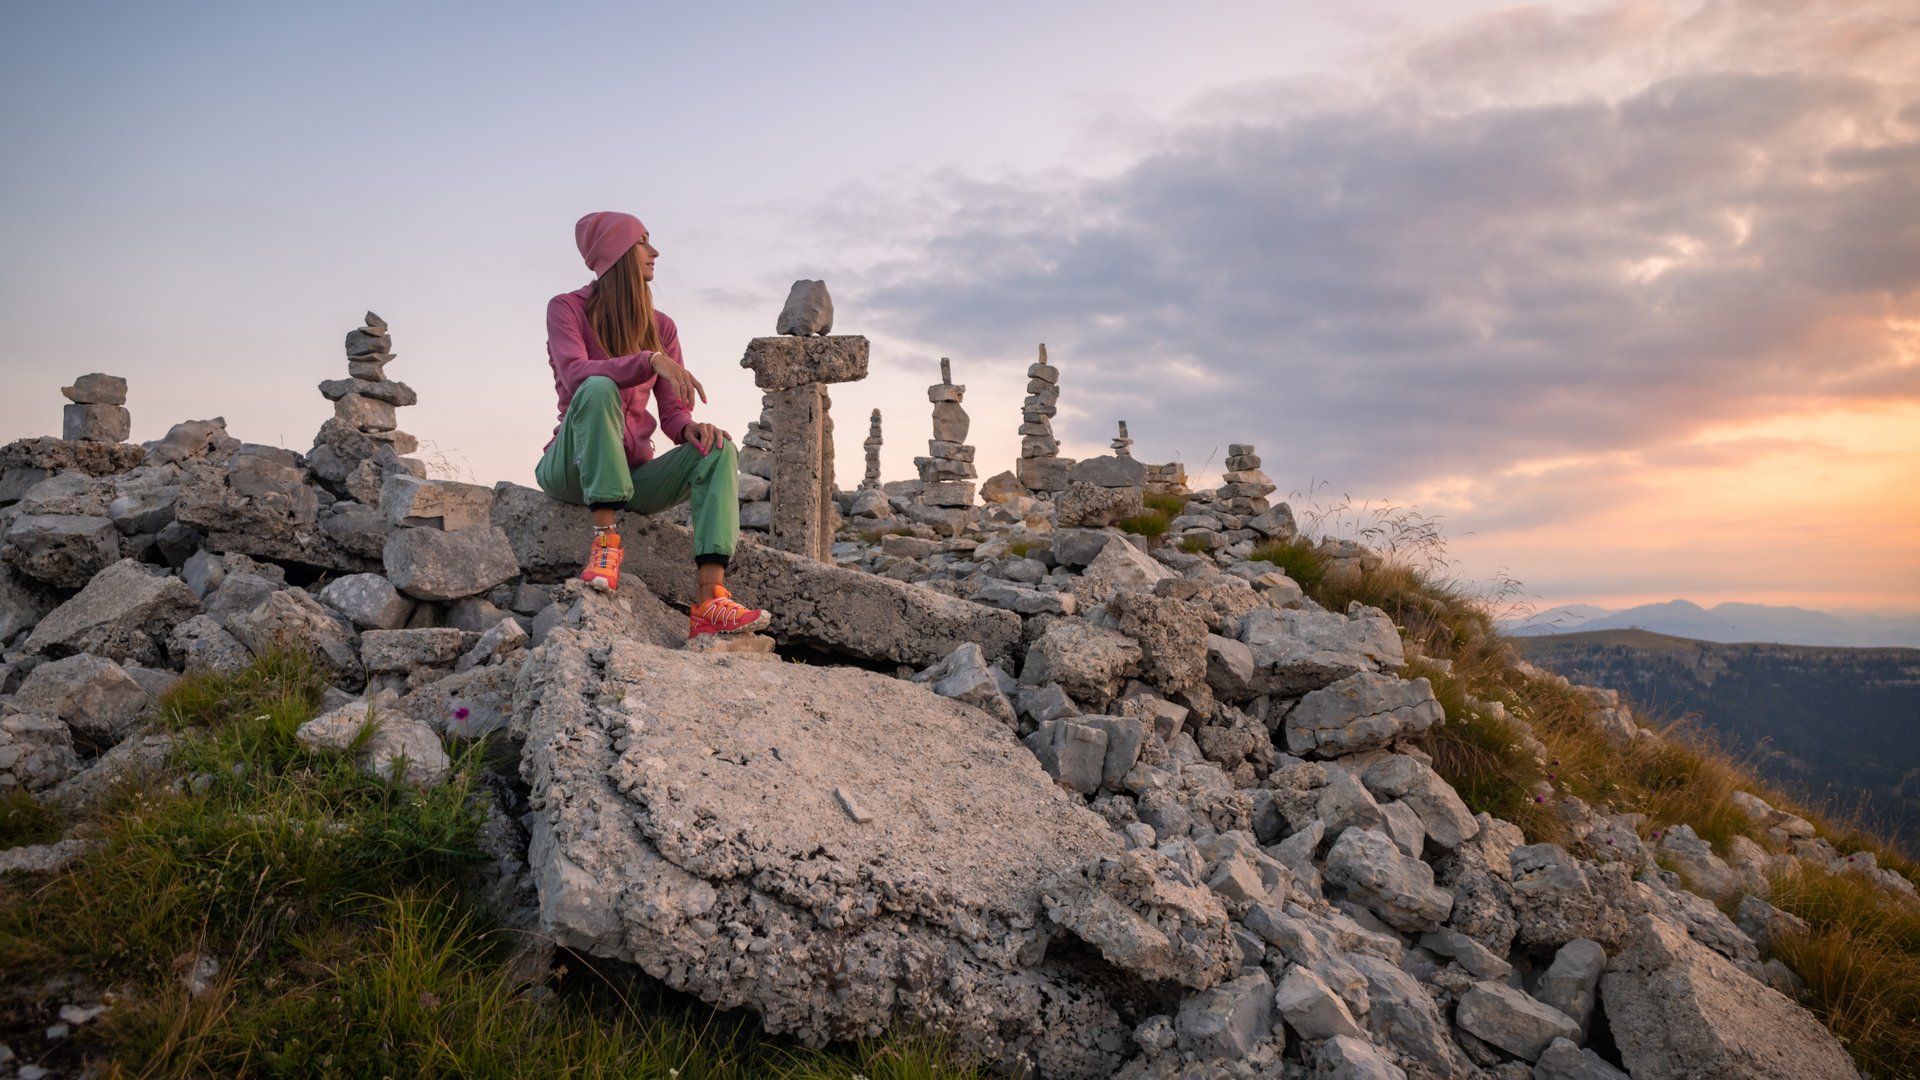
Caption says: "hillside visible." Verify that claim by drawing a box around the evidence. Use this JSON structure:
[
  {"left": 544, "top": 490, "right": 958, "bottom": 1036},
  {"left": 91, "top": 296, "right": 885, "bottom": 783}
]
[{"left": 1518, "top": 629, "right": 1920, "bottom": 850}]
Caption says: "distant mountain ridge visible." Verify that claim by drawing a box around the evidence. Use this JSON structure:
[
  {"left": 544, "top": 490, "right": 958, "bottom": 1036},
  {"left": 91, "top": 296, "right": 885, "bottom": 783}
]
[
  {"left": 1517, "top": 629, "right": 1920, "bottom": 850},
  {"left": 1505, "top": 598, "right": 1920, "bottom": 648}
]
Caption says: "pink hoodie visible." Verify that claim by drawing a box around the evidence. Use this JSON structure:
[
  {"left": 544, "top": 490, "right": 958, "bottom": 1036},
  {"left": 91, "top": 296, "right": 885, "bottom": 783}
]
[{"left": 544, "top": 283, "right": 694, "bottom": 467}]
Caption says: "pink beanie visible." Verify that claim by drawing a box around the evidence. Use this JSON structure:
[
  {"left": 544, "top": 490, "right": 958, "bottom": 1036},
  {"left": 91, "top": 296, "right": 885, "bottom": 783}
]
[{"left": 575, "top": 211, "right": 648, "bottom": 276}]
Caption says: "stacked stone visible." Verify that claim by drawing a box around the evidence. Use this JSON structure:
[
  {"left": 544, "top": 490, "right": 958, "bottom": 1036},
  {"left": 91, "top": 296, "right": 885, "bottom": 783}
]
[
  {"left": 862, "top": 409, "right": 883, "bottom": 490},
  {"left": 739, "top": 392, "right": 777, "bottom": 479},
  {"left": 60, "top": 374, "right": 131, "bottom": 444},
  {"left": 1216, "top": 443, "right": 1276, "bottom": 518},
  {"left": 740, "top": 308, "right": 869, "bottom": 562},
  {"left": 1143, "top": 462, "right": 1189, "bottom": 498},
  {"left": 1110, "top": 421, "right": 1133, "bottom": 459},
  {"left": 915, "top": 358, "right": 976, "bottom": 507},
  {"left": 1016, "top": 344, "right": 1071, "bottom": 492},
  {"left": 309, "top": 312, "right": 422, "bottom": 504}
]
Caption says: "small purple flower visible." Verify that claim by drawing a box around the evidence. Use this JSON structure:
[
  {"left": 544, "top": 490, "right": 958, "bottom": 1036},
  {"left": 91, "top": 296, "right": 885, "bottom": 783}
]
[
  {"left": 1533, "top": 795, "right": 1545, "bottom": 804},
  {"left": 1606, "top": 837, "right": 1616, "bottom": 846},
  {"left": 454, "top": 706, "right": 471, "bottom": 720}
]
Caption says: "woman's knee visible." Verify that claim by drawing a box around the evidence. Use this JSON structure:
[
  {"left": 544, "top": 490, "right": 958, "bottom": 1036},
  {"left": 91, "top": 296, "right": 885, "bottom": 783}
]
[{"left": 574, "top": 375, "right": 620, "bottom": 404}]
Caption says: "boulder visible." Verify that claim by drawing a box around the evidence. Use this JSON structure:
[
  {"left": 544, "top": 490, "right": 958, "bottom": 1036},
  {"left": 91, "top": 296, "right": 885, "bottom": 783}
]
[
  {"left": 1274, "top": 965, "right": 1365, "bottom": 1039},
  {"left": 1026, "top": 719, "right": 1109, "bottom": 794},
  {"left": 1175, "top": 971, "right": 1275, "bottom": 1059},
  {"left": 1020, "top": 619, "right": 1144, "bottom": 709},
  {"left": 12, "top": 653, "right": 149, "bottom": 751},
  {"left": 0, "top": 712, "right": 80, "bottom": 792},
  {"left": 2, "top": 513, "right": 121, "bottom": 587},
  {"left": 1235, "top": 605, "right": 1403, "bottom": 697},
  {"left": 1454, "top": 980, "right": 1579, "bottom": 1062},
  {"left": 383, "top": 526, "right": 520, "bottom": 601},
  {"left": 1103, "top": 591, "right": 1208, "bottom": 694},
  {"left": 1068, "top": 456, "right": 1148, "bottom": 488},
  {"left": 227, "top": 589, "right": 363, "bottom": 689},
  {"left": 144, "top": 418, "right": 239, "bottom": 467},
  {"left": 1347, "top": 953, "right": 1457, "bottom": 1074},
  {"left": 166, "top": 614, "right": 255, "bottom": 678},
  {"left": 1533, "top": 938, "right": 1605, "bottom": 1038},
  {"left": 361, "top": 628, "right": 479, "bottom": 675},
  {"left": 62, "top": 373, "right": 128, "bottom": 405},
  {"left": 1077, "top": 537, "right": 1177, "bottom": 602},
  {"left": 296, "top": 689, "right": 451, "bottom": 787},
  {"left": 1360, "top": 753, "right": 1478, "bottom": 848},
  {"left": 913, "top": 642, "right": 1016, "bottom": 727},
  {"left": 1285, "top": 672, "right": 1443, "bottom": 758},
  {"left": 1054, "top": 483, "right": 1144, "bottom": 529},
  {"left": 1601, "top": 914, "right": 1856, "bottom": 1080},
  {"left": 176, "top": 449, "right": 376, "bottom": 572},
  {"left": 627, "top": 516, "right": 1022, "bottom": 667},
  {"left": 517, "top": 630, "right": 1130, "bottom": 1079},
  {"left": 1040, "top": 847, "right": 1239, "bottom": 990},
  {"left": 1323, "top": 827, "right": 1453, "bottom": 932},
  {"left": 1315, "top": 1034, "right": 1405, "bottom": 1080},
  {"left": 774, "top": 279, "right": 834, "bottom": 336},
  {"left": 1534, "top": 1038, "right": 1631, "bottom": 1080},
  {"left": 382, "top": 474, "right": 493, "bottom": 530},
  {"left": 0, "top": 563, "right": 55, "bottom": 644},
  {"left": 25, "top": 558, "right": 201, "bottom": 667},
  {"left": 318, "top": 573, "right": 414, "bottom": 630}
]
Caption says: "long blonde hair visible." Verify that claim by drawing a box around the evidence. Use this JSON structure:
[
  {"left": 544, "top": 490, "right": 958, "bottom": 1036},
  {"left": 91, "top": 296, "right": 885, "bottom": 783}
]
[{"left": 585, "top": 244, "right": 663, "bottom": 357}]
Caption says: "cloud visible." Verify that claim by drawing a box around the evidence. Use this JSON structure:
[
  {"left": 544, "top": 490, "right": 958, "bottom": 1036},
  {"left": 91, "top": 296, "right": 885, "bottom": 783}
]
[{"left": 838, "top": 0, "right": 1920, "bottom": 536}]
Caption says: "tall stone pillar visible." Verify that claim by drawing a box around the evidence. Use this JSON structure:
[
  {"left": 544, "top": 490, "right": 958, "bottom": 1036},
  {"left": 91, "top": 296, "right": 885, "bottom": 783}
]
[
  {"left": 740, "top": 335, "right": 869, "bottom": 561},
  {"left": 915, "top": 357, "right": 977, "bottom": 507},
  {"left": 862, "top": 409, "right": 883, "bottom": 490}
]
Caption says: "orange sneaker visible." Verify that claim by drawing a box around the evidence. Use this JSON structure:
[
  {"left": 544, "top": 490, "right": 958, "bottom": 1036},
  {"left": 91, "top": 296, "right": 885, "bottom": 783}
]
[
  {"left": 689, "top": 585, "right": 771, "bottom": 638},
  {"left": 581, "top": 531, "right": 623, "bottom": 592}
]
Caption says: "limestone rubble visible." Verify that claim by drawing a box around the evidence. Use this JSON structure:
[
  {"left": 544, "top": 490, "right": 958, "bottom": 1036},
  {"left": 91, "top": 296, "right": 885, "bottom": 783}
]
[{"left": 0, "top": 350, "right": 1897, "bottom": 1080}]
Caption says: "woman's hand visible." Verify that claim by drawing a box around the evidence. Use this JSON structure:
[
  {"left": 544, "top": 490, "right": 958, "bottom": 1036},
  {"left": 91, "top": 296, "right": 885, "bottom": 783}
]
[
  {"left": 652, "top": 352, "right": 706, "bottom": 405},
  {"left": 685, "top": 422, "right": 730, "bottom": 455}
]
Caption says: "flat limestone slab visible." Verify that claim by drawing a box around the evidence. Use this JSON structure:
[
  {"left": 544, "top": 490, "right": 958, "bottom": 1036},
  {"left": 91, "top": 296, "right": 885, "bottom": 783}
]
[
  {"left": 740, "top": 335, "right": 869, "bottom": 390},
  {"left": 517, "top": 629, "right": 1127, "bottom": 1078}
]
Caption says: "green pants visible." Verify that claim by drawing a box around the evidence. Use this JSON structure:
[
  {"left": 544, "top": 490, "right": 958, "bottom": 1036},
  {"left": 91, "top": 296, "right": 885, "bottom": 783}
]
[{"left": 535, "top": 375, "right": 739, "bottom": 563}]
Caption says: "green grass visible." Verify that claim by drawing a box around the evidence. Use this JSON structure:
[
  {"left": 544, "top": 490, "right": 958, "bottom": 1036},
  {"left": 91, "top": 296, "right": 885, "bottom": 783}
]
[
  {"left": 1141, "top": 492, "right": 1187, "bottom": 517},
  {"left": 1006, "top": 540, "right": 1032, "bottom": 558},
  {"left": 0, "top": 652, "right": 986, "bottom": 1079},
  {"left": 1768, "top": 862, "right": 1920, "bottom": 1077},
  {"left": 1178, "top": 535, "right": 1210, "bottom": 554},
  {"left": 0, "top": 788, "right": 66, "bottom": 848},
  {"left": 1248, "top": 538, "right": 1326, "bottom": 592},
  {"left": 1115, "top": 510, "right": 1170, "bottom": 538}
]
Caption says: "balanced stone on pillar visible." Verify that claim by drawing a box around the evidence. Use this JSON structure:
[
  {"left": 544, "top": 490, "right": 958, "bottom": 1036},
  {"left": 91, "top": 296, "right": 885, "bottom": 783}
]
[
  {"left": 741, "top": 332, "right": 870, "bottom": 562},
  {"left": 915, "top": 357, "right": 977, "bottom": 507}
]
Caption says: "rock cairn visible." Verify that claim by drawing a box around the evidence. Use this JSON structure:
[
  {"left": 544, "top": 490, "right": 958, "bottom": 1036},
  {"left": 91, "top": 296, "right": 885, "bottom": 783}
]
[
  {"left": 861, "top": 409, "right": 883, "bottom": 490},
  {"left": 740, "top": 299, "right": 869, "bottom": 561},
  {"left": 1217, "top": 442, "right": 1276, "bottom": 518},
  {"left": 1144, "top": 461, "right": 1188, "bottom": 498},
  {"left": 914, "top": 358, "right": 976, "bottom": 508},
  {"left": 1110, "top": 420, "right": 1132, "bottom": 459},
  {"left": 1016, "top": 344, "right": 1071, "bottom": 493},
  {"left": 739, "top": 392, "right": 776, "bottom": 480},
  {"left": 309, "top": 313, "right": 422, "bottom": 505},
  {"left": 61, "top": 374, "right": 131, "bottom": 443}
]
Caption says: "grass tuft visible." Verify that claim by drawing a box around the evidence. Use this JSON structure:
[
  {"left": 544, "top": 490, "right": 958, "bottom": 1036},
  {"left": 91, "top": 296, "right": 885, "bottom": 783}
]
[
  {"left": 0, "top": 788, "right": 66, "bottom": 848},
  {"left": 1248, "top": 538, "right": 1326, "bottom": 592},
  {"left": 1141, "top": 492, "right": 1187, "bottom": 517},
  {"left": 1116, "top": 510, "right": 1170, "bottom": 538},
  {"left": 1178, "top": 535, "right": 1210, "bottom": 555},
  {"left": 1768, "top": 862, "right": 1920, "bottom": 1076}
]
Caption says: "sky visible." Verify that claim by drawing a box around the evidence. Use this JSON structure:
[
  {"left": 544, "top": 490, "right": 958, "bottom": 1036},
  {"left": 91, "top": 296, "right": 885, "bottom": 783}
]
[{"left": 2, "top": 0, "right": 1916, "bottom": 615}]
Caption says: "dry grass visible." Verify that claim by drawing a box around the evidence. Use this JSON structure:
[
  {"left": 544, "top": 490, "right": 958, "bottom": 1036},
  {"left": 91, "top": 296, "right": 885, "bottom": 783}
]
[{"left": 1767, "top": 862, "right": 1920, "bottom": 1076}]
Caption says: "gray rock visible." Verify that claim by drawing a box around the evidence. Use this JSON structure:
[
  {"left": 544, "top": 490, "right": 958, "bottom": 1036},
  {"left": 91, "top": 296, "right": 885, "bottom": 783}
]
[
  {"left": 2, "top": 514, "right": 121, "bottom": 588},
  {"left": 1316, "top": 1034, "right": 1406, "bottom": 1080},
  {"left": 1235, "top": 606, "right": 1404, "bottom": 697},
  {"left": 1274, "top": 965, "right": 1364, "bottom": 1039},
  {"left": 1347, "top": 953, "right": 1456, "bottom": 1073},
  {"left": 175, "top": 447, "right": 375, "bottom": 573},
  {"left": 775, "top": 279, "right": 834, "bottom": 336},
  {"left": 1017, "top": 682, "right": 1078, "bottom": 724},
  {"left": 144, "top": 417, "right": 238, "bottom": 467},
  {"left": 914, "top": 642, "right": 1017, "bottom": 726},
  {"left": 1015, "top": 454, "right": 1074, "bottom": 493},
  {"left": 296, "top": 689, "right": 450, "bottom": 787},
  {"left": 1068, "top": 456, "right": 1149, "bottom": 488},
  {"left": 1361, "top": 753, "right": 1479, "bottom": 849},
  {"left": 739, "top": 334, "right": 869, "bottom": 390},
  {"left": 519, "top": 630, "right": 1130, "bottom": 1078},
  {"left": 16, "top": 471, "right": 113, "bottom": 516},
  {"left": 13, "top": 653, "right": 149, "bottom": 751},
  {"left": 0, "top": 712, "right": 80, "bottom": 792},
  {"left": 1455, "top": 981, "right": 1580, "bottom": 1062},
  {"left": 1020, "top": 619, "right": 1143, "bottom": 708},
  {"left": 63, "top": 403, "right": 132, "bottom": 442},
  {"left": 1600, "top": 914, "right": 1856, "bottom": 1080},
  {"left": 1054, "top": 483, "right": 1144, "bottom": 528},
  {"left": 1082, "top": 715, "right": 1147, "bottom": 788},
  {"left": 1041, "top": 847, "right": 1238, "bottom": 991},
  {"left": 383, "top": 525, "right": 519, "bottom": 601},
  {"left": 1418, "top": 927, "right": 1512, "bottom": 980},
  {"left": 1377, "top": 799, "right": 1426, "bottom": 858},
  {"left": 361, "top": 628, "right": 478, "bottom": 674},
  {"left": 1286, "top": 672, "right": 1443, "bottom": 758},
  {"left": 227, "top": 589, "right": 362, "bottom": 689},
  {"left": 1733, "top": 895, "right": 1809, "bottom": 956},
  {"left": 1654, "top": 824, "right": 1743, "bottom": 901},
  {"left": 166, "top": 614, "right": 254, "bottom": 678},
  {"left": 455, "top": 616, "right": 527, "bottom": 673},
  {"left": 25, "top": 559, "right": 201, "bottom": 667},
  {"left": 1533, "top": 1038, "right": 1630, "bottom": 1080},
  {"left": 0, "top": 837, "right": 95, "bottom": 875},
  {"left": 61, "top": 373, "right": 128, "bottom": 405},
  {"left": 0, "top": 564, "right": 55, "bottom": 644},
  {"left": 1104, "top": 591, "right": 1209, "bottom": 695},
  {"left": 446, "top": 596, "right": 514, "bottom": 632},
  {"left": 1077, "top": 536, "right": 1176, "bottom": 601},
  {"left": 1532, "top": 938, "right": 1605, "bottom": 1038},
  {"left": 107, "top": 484, "right": 179, "bottom": 536},
  {"left": 974, "top": 580, "right": 1075, "bottom": 616},
  {"left": 1175, "top": 971, "right": 1276, "bottom": 1059},
  {"left": 1317, "top": 764, "right": 1388, "bottom": 837},
  {"left": 1245, "top": 504, "right": 1298, "bottom": 541},
  {"left": 1510, "top": 843, "right": 1631, "bottom": 952},
  {"left": 1324, "top": 827, "right": 1454, "bottom": 932},
  {"left": 382, "top": 474, "right": 492, "bottom": 530},
  {"left": 1050, "top": 528, "right": 1117, "bottom": 569},
  {"left": 1026, "top": 720, "right": 1109, "bottom": 794},
  {"left": 319, "top": 573, "right": 414, "bottom": 630}
]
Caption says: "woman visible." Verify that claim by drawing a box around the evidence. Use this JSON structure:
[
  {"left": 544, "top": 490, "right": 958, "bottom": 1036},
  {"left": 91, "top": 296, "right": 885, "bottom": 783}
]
[{"left": 536, "top": 211, "right": 770, "bottom": 639}]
